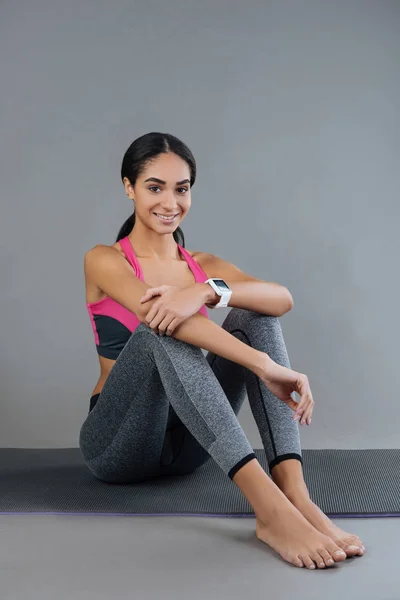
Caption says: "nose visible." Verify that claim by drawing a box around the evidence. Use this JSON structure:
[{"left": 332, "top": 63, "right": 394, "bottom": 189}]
[{"left": 161, "top": 199, "right": 180, "bottom": 212}]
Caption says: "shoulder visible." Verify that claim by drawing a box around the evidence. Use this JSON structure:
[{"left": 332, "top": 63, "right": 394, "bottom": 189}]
[
  {"left": 186, "top": 249, "right": 209, "bottom": 262},
  {"left": 186, "top": 250, "right": 256, "bottom": 282},
  {"left": 85, "top": 242, "right": 124, "bottom": 260},
  {"left": 186, "top": 250, "right": 215, "bottom": 270},
  {"left": 187, "top": 250, "right": 232, "bottom": 267},
  {"left": 84, "top": 243, "right": 134, "bottom": 303},
  {"left": 84, "top": 243, "right": 130, "bottom": 277}
]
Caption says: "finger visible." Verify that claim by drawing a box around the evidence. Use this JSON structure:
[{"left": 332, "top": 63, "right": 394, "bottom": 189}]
[
  {"left": 141, "top": 288, "right": 160, "bottom": 303},
  {"left": 150, "top": 308, "right": 167, "bottom": 333},
  {"left": 297, "top": 405, "right": 311, "bottom": 424},
  {"left": 148, "top": 311, "right": 167, "bottom": 332},
  {"left": 165, "top": 317, "right": 180, "bottom": 336},
  {"left": 293, "top": 397, "right": 308, "bottom": 420},
  {"left": 286, "top": 392, "right": 300, "bottom": 413},
  {"left": 141, "top": 289, "right": 155, "bottom": 301},
  {"left": 302, "top": 405, "right": 314, "bottom": 425},
  {"left": 145, "top": 301, "right": 162, "bottom": 324},
  {"left": 294, "top": 377, "right": 314, "bottom": 416},
  {"left": 157, "top": 314, "right": 174, "bottom": 336},
  {"left": 287, "top": 398, "right": 300, "bottom": 412},
  {"left": 293, "top": 400, "right": 309, "bottom": 420},
  {"left": 295, "top": 398, "right": 314, "bottom": 423}
]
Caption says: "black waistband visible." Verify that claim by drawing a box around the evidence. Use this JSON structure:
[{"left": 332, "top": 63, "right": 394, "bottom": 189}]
[{"left": 89, "top": 393, "right": 101, "bottom": 413}]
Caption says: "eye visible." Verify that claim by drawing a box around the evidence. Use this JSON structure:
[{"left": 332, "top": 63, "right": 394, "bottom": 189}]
[{"left": 148, "top": 186, "right": 188, "bottom": 194}]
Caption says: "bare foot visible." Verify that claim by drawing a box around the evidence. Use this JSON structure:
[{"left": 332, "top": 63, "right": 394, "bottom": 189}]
[
  {"left": 255, "top": 501, "right": 347, "bottom": 569},
  {"left": 286, "top": 493, "right": 366, "bottom": 558}
]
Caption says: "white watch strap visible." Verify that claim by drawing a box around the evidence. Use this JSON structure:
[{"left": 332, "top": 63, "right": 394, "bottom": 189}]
[{"left": 205, "top": 278, "right": 232, "bottom": 308}]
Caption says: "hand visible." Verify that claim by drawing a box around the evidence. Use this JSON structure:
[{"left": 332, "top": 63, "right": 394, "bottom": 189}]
[
  {"left": 258, "top": 357, "right": 315, "bottom": 426},
  {"left": 139, "top": 284, "right": 206, "bottom": 336}
]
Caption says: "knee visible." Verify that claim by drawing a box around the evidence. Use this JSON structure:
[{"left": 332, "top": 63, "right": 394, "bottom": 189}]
[
  {"left": 134, "top": 322, "right": 156, "bottom": 336},
  {"left": 134, "top": 321, "right": 204, "bottom": 360},
  {"left": 246, "top": 311, "right": 279, "bottom": 323},
  {"left": 230, "top": 308, "right": 280, "bottom": 328},
  {"left": 123, "top": 322, "right": 165, "bottom": 355}
]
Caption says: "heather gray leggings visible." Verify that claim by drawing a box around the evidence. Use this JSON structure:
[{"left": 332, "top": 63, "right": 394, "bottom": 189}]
[{"left": 79, "top": 308, "right": 303, "bottom": 484}]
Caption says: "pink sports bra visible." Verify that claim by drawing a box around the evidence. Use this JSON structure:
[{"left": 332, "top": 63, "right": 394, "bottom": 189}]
[{"left": 86, "top": 236, "right": 210, "bottom": 359}]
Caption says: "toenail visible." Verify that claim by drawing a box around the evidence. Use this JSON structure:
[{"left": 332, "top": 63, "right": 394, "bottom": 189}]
[
  {"left": 327, "top": 559, "right": 334, "bottom": 564},
  {"left": 334, "top": 550, "right": 346, "bottom": 556},
  {"left": 349, "top": 545, "right": 359, "bottom": 551}
]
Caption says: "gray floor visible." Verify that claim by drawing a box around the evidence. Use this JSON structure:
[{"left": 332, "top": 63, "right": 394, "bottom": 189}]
[{"left": 0, "top": 514, "right": 397, "bottom": 599}]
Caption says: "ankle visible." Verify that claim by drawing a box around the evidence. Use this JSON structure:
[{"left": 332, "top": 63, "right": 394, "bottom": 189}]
[
  {"left": 232, "top": 458, "right": 294, "bottom": 522},
  {"left": 280, "top": 485, "right": 311, "bottom": 504}
]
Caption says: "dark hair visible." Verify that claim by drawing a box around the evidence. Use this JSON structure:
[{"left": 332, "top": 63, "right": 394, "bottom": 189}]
[{"left": 116, "top": 132, "right": 197, "bottom": 247}]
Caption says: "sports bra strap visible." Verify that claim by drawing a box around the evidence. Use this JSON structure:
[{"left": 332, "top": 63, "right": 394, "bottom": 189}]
[{"left": 119, "top": 237, "right": 141, "bottom": 278}]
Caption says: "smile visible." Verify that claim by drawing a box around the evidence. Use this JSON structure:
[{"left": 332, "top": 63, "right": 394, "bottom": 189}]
[{"left": 153, "top": 213, "right": 178, "bottom": 221}]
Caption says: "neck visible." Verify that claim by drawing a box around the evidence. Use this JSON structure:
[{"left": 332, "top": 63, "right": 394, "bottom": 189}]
[{"left": 127, "top": 222, "right": 180, "bottom": 260}]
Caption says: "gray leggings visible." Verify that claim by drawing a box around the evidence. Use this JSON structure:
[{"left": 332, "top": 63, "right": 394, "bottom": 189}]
[{"left": 79, "top": 308, "right": 303, "bottom": 484}]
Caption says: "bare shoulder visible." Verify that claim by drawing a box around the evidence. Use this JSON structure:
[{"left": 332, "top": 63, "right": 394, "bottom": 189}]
[
  {"left": 188, "top": 250, "right": 230, "bottom": 266},
  {"left": 85, "top": 242, "right": 124, "bottom": 265},
  {"left": 86, "top": 240, "right": 122, "bottom": 254},
  {"left": 187, "top": 249, "right": 210, "bottom": 262},
  {"left": 187, "top": 250, "right": 257, "bottom": 282},
  {"left": 187, "top": 250, "right": 216, "bottom": 271},
  {"left": 84, "top": 243, "right": 131, "bottom": 303}
]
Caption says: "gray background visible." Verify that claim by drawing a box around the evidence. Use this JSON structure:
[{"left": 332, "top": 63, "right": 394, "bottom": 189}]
[{"left": 1, "top": 0, "right": 399, "bottom": 451}]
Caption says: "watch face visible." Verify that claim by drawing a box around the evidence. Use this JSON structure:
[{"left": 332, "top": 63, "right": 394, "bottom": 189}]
[{"left": 213, "top": 279, "right": 230, "bottom": 291}]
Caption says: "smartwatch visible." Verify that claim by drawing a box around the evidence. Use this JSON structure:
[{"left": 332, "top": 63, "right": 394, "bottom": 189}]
[{"left": 205, "top": 278, "right": 232, "bottom": 308}]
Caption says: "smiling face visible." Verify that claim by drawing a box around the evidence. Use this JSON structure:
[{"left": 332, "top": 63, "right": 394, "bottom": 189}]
[{"left": 124, "top": 152, "right": 192, "bottom": 232}]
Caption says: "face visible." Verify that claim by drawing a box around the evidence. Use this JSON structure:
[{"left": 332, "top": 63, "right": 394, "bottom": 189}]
[{"left": 124, "top": 152, "right": 191, "bottom": 231}]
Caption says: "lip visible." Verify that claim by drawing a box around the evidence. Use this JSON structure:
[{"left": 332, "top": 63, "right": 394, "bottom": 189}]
[
  {"left": 153, "top": 212, "right": 179, "bottom": 219},
  {"left": 153, "top": 213, "right": 179, "bottom": 223}
]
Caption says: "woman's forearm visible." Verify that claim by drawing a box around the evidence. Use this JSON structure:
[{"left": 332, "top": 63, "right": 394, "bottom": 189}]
[{"left": 152, "top": 310, "right": 268, "bottom": 376}]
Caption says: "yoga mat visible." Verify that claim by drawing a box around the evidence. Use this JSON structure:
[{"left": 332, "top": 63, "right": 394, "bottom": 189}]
[{"left": 0, "top": 448, "right": 399, "bottom": 517}]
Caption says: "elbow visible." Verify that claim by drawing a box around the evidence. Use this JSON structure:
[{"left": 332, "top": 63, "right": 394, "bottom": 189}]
[
  {"left": 279, "top": 290, "right": 294, "bottom": 316},
  {"left": 286, "top": 292, "right": 294, "bottom": 311}
]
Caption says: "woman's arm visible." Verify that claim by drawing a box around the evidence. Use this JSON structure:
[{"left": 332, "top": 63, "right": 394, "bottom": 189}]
[
  {"left": 166, "top": 296, "right": 268, "bottom": 377},
  {"left": 85, "top": 246, "right": 270, "bottom": 377},
  {"left": 146, "top": 244, "right": 294, "bottom": 375},
  {"left": 162, "top": 250, "right": 293, "bottom": 376},
  {"left": 194, "top": 251, "right": 294, "bottom": 317}
]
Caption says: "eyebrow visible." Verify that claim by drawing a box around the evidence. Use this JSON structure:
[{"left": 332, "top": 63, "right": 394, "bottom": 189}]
[{"left": 144, "top": 177, "right": 190, "bottom": 185}]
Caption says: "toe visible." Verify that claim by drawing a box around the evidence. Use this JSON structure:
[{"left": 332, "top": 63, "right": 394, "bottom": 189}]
[
  {"left": 312, "top": 552, "right": 326, "bottom": 569},
  {"left": 318, "top": 548, "right": 335, "bottom": 567},
  {"left": 345, "top": 543, "right": 364, "bottom": 556},
  {"left": 328, "top": 544, "right": 347, "bottom": 562},
  {"left": 294, "top": 556, "right": 304, "bottom": 568},
  {"left": 302, "top": 555, "right": 317, "bottom": 570},
  {"left": 345, "top": 535, "right": 364, "bottom": 554},
  {"left": 341, "top": 537, "right": 363, "bottom": 555}
]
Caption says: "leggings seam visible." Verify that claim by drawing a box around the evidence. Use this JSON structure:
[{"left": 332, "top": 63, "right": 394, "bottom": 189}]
[
  {"left": 164, "top": 348, "right": 236, "bottom": 467},
  {"left": 227, "top": 328, "right": 278, "bottom": 462}
]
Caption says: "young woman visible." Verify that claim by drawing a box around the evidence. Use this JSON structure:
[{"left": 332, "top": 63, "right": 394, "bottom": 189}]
[{"left": 79, "top": 132, "right": 365, "bottom": 569}]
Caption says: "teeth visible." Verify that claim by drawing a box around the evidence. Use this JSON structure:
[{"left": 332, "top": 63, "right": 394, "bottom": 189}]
[{"left": 155, "top": 213, "right": 176, "bottom": 220}]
